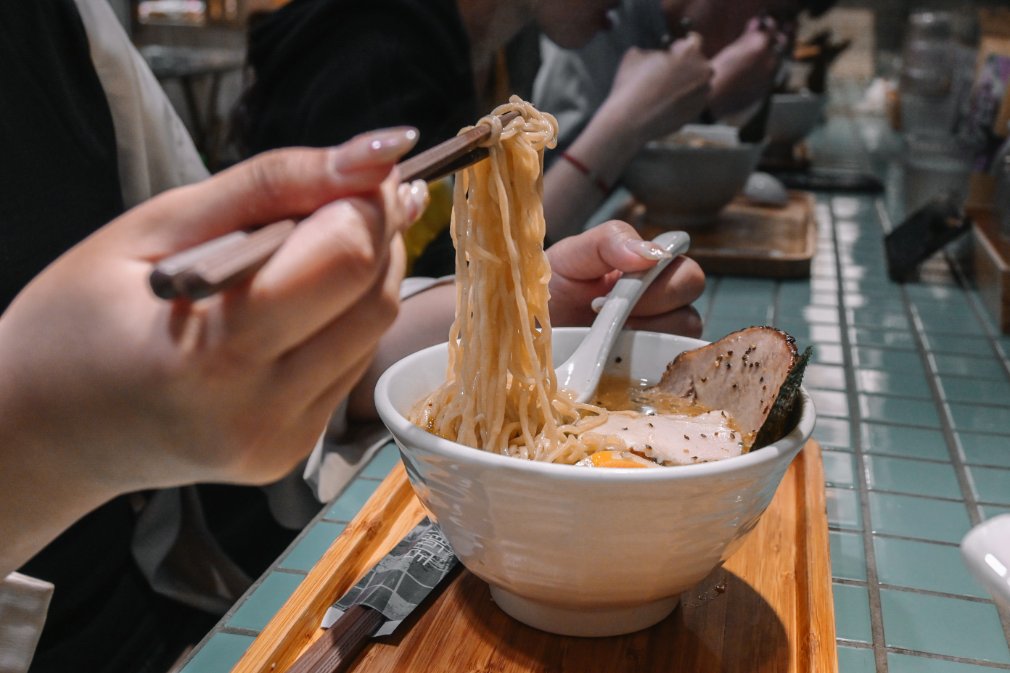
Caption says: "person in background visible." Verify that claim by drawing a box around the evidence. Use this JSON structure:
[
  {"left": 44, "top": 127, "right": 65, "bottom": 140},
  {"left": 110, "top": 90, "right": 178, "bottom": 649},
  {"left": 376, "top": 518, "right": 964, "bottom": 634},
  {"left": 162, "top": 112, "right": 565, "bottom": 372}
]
[
  {"left": 233, "top": 0, "right": 714, "bottom": 277},
  {"left": 534, "top": 0, "right": 833, "bottom": 239}
]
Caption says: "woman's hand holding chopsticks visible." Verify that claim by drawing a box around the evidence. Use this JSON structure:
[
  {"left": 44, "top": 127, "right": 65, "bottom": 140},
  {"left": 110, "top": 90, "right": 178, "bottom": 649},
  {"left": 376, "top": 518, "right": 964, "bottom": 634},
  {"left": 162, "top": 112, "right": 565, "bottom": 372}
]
[{"left": 0, "top": 129, "right": 427, "bottom": 577}]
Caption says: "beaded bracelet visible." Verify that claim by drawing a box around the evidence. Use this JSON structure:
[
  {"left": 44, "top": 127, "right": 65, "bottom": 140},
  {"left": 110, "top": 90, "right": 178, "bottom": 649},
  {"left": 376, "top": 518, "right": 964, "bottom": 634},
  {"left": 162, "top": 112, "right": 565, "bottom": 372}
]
[{"left": 560, "top": 151, "right": 611, "bottom": 194}]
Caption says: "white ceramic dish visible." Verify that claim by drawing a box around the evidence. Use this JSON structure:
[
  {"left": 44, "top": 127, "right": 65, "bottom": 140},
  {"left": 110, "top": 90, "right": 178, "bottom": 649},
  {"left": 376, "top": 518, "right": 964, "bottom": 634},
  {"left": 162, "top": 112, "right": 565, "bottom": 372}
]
[
  {"left": 622, "top": 125, "right": 764, "bottom": 227},
  {"left": 374, "top": 328, "right": 815, "bottom": 637},
  {"left": 961, "top": 514, "right": 1010, "bottom": 611}
]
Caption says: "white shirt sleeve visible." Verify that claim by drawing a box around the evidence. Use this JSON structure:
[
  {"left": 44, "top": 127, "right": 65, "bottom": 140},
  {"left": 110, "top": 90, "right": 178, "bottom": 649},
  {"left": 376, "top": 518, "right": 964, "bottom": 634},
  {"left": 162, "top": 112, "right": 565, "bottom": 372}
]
[
  {"left": 72, "top": 0, "right": 210, "bottom": 208},
  {"left": 0, "top": 573, "right": 54, "bottom": 673},
  {"left": 302, "top": 275, "right": 455, "bottom": 502}
]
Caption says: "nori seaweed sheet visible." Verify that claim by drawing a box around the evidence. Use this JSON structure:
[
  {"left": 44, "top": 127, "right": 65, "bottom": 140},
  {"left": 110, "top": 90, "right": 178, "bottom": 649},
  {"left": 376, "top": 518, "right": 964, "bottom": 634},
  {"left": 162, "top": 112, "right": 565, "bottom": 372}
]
[{"left": 753, "top": 345, "right": 812, "bottom": 449}]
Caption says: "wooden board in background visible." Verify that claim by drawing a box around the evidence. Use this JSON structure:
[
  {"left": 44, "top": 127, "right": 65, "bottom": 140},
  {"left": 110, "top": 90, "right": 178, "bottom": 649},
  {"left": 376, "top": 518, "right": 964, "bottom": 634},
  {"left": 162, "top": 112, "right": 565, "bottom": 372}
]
[
  {"left": 232, "top": 441, "right": 836, "bottom": 673},
  {"left": 966, "top": 208, "right": 1010, "bottom": 334},
  {"left": 632, "top": 190, "right": 818, "bottom": 279}
]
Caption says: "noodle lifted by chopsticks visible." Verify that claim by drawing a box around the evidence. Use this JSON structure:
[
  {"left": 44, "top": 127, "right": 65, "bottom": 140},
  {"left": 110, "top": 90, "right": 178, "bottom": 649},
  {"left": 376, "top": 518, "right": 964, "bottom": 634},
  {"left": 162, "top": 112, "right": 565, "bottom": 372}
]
[{"left": 411, "top": 97, "right": 609, "bottom": 463}]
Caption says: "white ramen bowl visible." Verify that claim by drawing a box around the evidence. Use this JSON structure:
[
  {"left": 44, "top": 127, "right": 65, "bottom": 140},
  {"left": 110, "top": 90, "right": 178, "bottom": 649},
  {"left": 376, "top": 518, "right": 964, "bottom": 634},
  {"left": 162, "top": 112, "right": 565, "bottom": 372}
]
[
  {"left": 374, "top": 328, "right": 815, "bottom": 637},
  {"left": 621, "top": 125, "right": 764, "bottom": 227}
]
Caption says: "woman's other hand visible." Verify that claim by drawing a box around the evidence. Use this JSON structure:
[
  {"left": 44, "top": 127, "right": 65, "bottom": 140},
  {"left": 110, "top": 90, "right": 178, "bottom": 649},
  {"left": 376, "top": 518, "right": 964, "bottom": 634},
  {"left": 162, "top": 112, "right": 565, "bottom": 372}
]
[
  {"left": 708, "top": 16, "right": 790, "bottom": 119},
  {"left": 546, "top": 221, "right": 705, "bottom": 336}
]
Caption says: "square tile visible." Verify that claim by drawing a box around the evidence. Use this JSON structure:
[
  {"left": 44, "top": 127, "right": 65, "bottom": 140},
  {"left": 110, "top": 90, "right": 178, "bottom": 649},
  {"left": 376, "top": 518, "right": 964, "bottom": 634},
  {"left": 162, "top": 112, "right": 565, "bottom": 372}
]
[
  {"left": 837, "top": 645, "right": 876, "bottom": 673},
  {"left": 844, "top": 295, "right": 905, "bottom": 313},
  {"left": 811, "top": 389, "right": 850, "bottom": 419},
  {"left": 947, "top": 403, "right": 1010, "bottom": 435},
  {"left": 360, "top": 442, "right": 402, "bottom": 479},
  {"left": 859, "top": 395, "right": 942, "bottom": 429},
  {"left": 874, "top": 536, "right": 989, "bottom": 598},
  {"left": 847, "top": 306, "right": 910, "bottom": 330},
  {"left": 868, "top": 492, "right": 971, "bottom": 544},
  {"left": 923, "top": 333, "right": 997, "bottom": 358},
  {"left": 811, "top": 343, "right": 845, "bottom": 365},
  {"left": 833, "top": 582, "right": 873, "bottom": 644},
  {"left": 917, "top": 307, "right": 989, "bottom": 337},
  {"left": 325, "top": 478, "right": 382, "bottom": 521},
  {"left": 856, "top": 368, "right": 932, "bottom": 399},
  {"left": 849, "top": 327, "right": 916, "bottom": 350},
  {"left": 861, "top": 422, "right": 950, "bottom": 461},
  {"left": 707, "top": 302, "right": 773, "bottom": 324},
  {"left": 932, "top": 354, "right": 1010, "bottom": 382},
  {"left": 227, "top": 572, "right": 304, "bottom": 631},
  {"left": 799, "top": 305, "right": 841, "bottom": 324},
  {"left": 179, "top": 633, "right": 254, "bottom": 673},
  {"left": 824, "top": 450, "right": 858, "bottom": 488},
  {"left": 828, "top": 487, "right": 863, "bottom": 531},
  {"left": 888, "top": 652, "right": 1010, "bottom": 673},
  {"left": 880, "top": 589, "right": 1010, "bottom": 663},
  {"left": 982, "top": 505, "right": 1010, "bottom": 519},
  {"left": 816, "top": 417, "right": 852, "bottom": 450},
  {"left": 804, "top": 363, "right": 848, "bottom": 391},
  {"left": 939, "top": 377, "right": 1010, "bottom": 405},
  {"left": 969, "top": 465, "right": 1010, "bottom": 506},
  {"left": 853, "top": 347, "right": 926, "bottom": 374},
  {"left": 279, "top": 521, "right": 346, "bottom": 572},
  {"left": 958, "top": 432, "right": 1010, "bottom": 468},
  {"left": 865, "top": 455, "right": 962, "bottom": 499},
  {"left": 830, "top": 530, "right": 867, "bottom": 581}
]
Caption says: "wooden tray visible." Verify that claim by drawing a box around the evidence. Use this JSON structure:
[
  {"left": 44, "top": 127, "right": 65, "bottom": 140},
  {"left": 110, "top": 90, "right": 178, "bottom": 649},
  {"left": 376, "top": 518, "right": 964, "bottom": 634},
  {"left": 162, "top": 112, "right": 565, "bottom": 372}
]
[
  {"left": 630, "top": 190, "right": 818, "bottom": 279},
  {"left": 232, "top": 441, "right": 836, "bottom": 673}
]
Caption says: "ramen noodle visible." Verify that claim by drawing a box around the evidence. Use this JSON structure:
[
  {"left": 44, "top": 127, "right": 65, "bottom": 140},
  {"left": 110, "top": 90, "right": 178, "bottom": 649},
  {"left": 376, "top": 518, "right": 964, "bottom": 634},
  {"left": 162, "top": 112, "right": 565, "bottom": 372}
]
[{"left": 410, "top": 97, "right": 746, "bottom": 467}]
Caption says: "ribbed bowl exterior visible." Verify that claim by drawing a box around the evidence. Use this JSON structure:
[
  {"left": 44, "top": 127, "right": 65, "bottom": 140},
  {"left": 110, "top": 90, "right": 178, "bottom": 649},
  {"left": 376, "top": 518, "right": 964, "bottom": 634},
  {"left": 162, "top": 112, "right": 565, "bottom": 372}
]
[{"left": 376, "top": 329, "right": 815, "bottom": 611}]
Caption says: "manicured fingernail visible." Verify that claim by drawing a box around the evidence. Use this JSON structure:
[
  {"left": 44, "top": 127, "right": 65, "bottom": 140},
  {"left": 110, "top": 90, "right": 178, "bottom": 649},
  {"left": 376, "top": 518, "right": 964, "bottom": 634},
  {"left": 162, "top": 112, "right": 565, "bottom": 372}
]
[
  {"left": 591, "top": 296, "right": 607, "bottom": 313},
  {"left": 398, "top": 179, "right": 430, "bottom": 222},
  {"left": 366, "top": 127, "right": 419, "bottom": 158},
  {"left": 330, "top": 127, "right": 419, "bottom": 174},
  {"left": 626, "top": 239, "right": 672, "bottom": 260}
]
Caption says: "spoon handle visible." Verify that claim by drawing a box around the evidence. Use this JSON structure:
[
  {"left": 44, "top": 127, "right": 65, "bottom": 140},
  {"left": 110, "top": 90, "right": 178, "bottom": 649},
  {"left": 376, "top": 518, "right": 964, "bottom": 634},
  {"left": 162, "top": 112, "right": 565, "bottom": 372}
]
[{"left": 559, "top": 230, "right": 691, "bottom": 402}]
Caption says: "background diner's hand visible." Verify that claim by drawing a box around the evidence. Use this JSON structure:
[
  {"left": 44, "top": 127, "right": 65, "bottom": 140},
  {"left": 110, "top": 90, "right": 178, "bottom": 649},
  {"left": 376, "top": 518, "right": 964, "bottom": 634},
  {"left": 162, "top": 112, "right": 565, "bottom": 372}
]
[
  {"left": 604, "top": 32, "right": 714, "bottom": 147},
  {"left": 708, "top": 16, "right": 790, "bottom": 119},
  {"left": 546, "top": 221, "right": 705, "bottom": 336},
  {"left": 0, "top": 130, "right": 426, "bottom": 575},
  {"left": 543, "top": 33, "right": 712, "bottom": 240}
]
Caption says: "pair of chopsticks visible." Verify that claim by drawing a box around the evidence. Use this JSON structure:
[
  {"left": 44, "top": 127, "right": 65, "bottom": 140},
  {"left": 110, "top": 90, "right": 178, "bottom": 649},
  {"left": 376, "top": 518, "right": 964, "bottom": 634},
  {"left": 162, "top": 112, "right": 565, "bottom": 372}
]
[
  {"left": 149, "top": 111, "right": 519, "bottom": 301},
  {"left": 285, "top": 604, "right": 382, "bottom": 673}
]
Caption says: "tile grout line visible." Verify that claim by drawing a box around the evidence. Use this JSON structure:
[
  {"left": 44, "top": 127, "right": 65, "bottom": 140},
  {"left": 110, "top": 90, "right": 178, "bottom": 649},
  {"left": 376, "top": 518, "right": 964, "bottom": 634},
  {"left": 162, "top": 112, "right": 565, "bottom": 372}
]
[
  {"left": 828, "top": 192, "right": 888, "bottom": 673},
  {"left": 829, "top": 108, "right": 889, "bottom": 671}
]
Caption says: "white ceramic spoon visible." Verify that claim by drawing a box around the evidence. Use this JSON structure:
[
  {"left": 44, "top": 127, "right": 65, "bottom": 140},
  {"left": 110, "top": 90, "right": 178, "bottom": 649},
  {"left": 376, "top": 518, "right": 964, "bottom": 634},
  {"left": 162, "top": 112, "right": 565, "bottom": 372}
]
[{"left": 555, "top": 230, "right": 691, "bottom": 403}]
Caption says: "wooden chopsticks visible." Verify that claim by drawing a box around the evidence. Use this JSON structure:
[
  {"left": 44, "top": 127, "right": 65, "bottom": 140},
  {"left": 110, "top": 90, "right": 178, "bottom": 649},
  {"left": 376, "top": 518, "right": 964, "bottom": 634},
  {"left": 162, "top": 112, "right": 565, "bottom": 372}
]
[{"left": 149, "top": 110, "right": 519, "bottom": 301}]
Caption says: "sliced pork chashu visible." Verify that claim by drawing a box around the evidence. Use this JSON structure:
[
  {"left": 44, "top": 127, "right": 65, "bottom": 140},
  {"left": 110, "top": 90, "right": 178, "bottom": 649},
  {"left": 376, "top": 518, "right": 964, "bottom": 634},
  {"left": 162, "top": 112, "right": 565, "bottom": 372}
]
[{"left": 643, "top": 326, "right": 810, "bottom": 451}]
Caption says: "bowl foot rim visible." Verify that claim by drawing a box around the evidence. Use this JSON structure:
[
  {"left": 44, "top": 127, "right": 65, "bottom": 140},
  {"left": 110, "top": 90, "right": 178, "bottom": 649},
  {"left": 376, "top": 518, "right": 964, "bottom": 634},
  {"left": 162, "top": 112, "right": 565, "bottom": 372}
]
[{"left": 488, "top": 585, "right": 680, "bottom": 637}]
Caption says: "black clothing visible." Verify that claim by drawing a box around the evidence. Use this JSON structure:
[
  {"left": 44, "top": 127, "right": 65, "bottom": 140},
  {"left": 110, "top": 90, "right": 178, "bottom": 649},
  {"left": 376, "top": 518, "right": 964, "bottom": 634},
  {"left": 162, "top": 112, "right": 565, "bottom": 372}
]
[
  {"left": 1, "top": 4, "right": 297, "bottom": 671},
  {"left": 239, "top": 0, "right": 478, "bottom": 157},
  {"left": 237, "top": 0, "right": 479, "bottom": 277},
  {"left": 0, "top": 0, "right": 123, "bottom": 312}
]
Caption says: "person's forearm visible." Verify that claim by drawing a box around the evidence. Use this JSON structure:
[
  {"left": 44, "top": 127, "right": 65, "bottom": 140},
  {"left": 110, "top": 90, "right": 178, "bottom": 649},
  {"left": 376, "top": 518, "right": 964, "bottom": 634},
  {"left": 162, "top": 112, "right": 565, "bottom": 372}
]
[
  {"left": 0, "top": 388, "right": 115, "bottom": 577},
  {"left": 346, "top": 283, "right": 457, "bottom": 420},
  {"left": 543, "top": 103, "right": 646, "bottom": 241}
]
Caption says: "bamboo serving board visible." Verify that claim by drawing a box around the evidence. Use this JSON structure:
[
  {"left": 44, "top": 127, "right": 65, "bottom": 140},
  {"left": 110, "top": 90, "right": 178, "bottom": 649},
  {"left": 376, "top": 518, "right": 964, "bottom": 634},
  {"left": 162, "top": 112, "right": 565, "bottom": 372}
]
[
  {"left": 966, "top": 208, "right": 1010, "bottom": 334},
  {"left": 232, "top": 440, "right": 836, "bottom": 673},
  {"left": 631, "top": 190, "right": 818, "bottom": 279}
]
